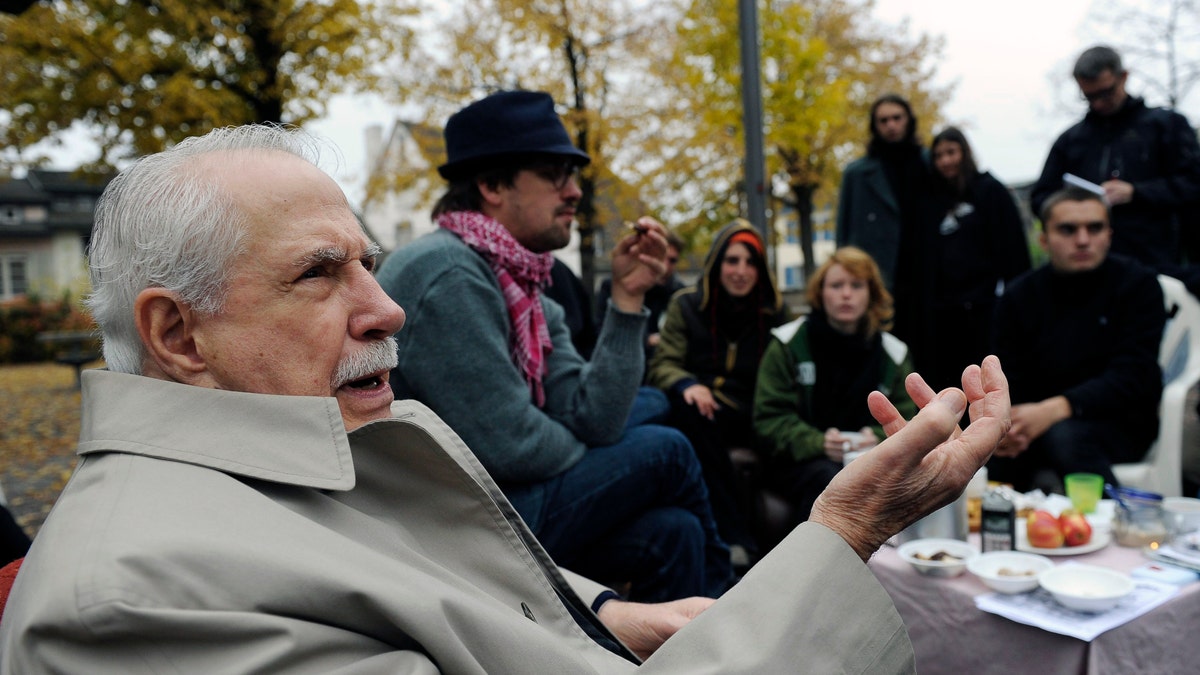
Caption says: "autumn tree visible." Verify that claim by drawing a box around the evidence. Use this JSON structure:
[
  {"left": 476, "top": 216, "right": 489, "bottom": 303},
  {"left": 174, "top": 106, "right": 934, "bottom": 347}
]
[
  {"left": 0, "top": 0, "right": 411, "bottom": 170},
  {"left": 381, "top": 0, "right": 678, "bottom": 291},
  {"left": 668, "top": 0, "right": 949, "bottom": 278}
]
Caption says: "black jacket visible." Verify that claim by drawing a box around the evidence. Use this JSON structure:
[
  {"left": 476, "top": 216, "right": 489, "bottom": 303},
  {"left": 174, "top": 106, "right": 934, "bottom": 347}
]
[
  {"left": 1031, "top": 96, "right": 1200, "bottom": 269},
  {"left": 993, "top": 254, "right": 1165, "bottom": 445}
]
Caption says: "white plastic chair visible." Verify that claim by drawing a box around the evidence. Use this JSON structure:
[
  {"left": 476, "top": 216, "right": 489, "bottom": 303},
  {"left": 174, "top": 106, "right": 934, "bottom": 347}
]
[{"left": 1112, "top": 275, "right": 1200, "bottom": 497}]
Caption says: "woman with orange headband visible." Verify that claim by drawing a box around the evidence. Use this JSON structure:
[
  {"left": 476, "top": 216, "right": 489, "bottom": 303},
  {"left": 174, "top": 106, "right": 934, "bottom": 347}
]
[{"left": 648, "top": 220, "right": 788, "bottom": 564}]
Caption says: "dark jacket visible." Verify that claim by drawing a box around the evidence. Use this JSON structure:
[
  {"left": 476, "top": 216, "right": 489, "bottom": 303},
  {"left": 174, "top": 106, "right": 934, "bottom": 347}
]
[
  {"left": 595, "top": 274, "right": 685, "bottom": 371},
  {"left": 993, "top": 254, "right": 1165, "bottom": 446},
  {"left": 1031, "top": 96, "right": 1200, "bottom": 269},
  {"left": 932, "top": 171, "right": 1030, "bottom": 307},
  {"left": 647, "top": 222, "right": 788, "bottom": 414},
  {"left": 544, "top": 258, "right": 598, "bottom": 360},
  {"left": 835, "top": 147, "right": 937, "bottom": 290},
  {"left": 921, "top": 171, "right": 1031, "bottom": 389}
]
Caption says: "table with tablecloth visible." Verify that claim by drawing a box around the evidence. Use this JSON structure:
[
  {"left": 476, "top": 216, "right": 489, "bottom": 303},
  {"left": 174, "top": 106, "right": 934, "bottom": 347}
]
[{"left": 869, "top": 535, "right": 1200, "bottom": 674}]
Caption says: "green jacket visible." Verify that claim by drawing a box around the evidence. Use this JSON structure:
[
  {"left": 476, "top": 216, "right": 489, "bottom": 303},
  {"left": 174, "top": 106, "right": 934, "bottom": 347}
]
[{"left": 753, "top": 316, "right": 917, "bottom": 464}]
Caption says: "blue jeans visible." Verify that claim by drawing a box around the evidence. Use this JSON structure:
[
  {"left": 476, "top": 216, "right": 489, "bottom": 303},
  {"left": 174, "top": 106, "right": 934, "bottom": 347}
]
[
  {"left": 503, "top": 423, "right": 733, "bottom": 602},
  {"left": 627, "top": 386, "right": 671, "bottom": 428}
]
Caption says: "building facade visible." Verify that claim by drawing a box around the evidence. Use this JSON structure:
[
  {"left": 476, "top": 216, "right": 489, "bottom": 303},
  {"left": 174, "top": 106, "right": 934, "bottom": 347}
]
[{"left": 0, "top": 170, "right": 110, "bottom": 302}]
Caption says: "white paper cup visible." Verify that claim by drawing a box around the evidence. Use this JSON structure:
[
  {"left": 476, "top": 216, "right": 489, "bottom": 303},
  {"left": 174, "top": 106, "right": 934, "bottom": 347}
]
[
  {"left": 840, "top": 431, "right": 867, "bottom": 465},
  {"left": 965, "top": 467, "right": 989, "bottom": 500},
  {"left": 1164, "top": 497, "right": 1200, "bottom": 539}
]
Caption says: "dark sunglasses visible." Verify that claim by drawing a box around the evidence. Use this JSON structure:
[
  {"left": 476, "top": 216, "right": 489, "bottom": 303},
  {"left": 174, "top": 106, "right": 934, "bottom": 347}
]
[
  {"left": 1081, "top": 83, "right": 1119, "bottom": 103},
  {"left": 527, "top": 159, "right": 581, "bottom": 190}
]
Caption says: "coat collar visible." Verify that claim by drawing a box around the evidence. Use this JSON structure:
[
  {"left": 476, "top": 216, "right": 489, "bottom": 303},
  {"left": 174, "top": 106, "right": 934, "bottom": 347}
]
[{"left": 77, "top": 370, "right": 357, "bottom": 491}]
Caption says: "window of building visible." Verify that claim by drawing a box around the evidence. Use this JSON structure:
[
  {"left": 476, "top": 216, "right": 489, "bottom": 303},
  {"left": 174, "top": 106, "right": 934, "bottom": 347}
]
[
  {"left": 0, "top": 206, "right": 21, "bottom": 226},
  {"left": 784, "top": 265, "right": 801, "bottom": 290},
  {"left": 0, "top": 254, "right": 29, "bottom": 300}
]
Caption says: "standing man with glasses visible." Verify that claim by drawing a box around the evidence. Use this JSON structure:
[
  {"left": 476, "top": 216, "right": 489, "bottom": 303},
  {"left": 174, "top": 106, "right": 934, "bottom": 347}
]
[
  {"left": 1031, "top": 45, "right": 1200, "bottom": 272},
  {"left": 376, "top": 91, "right": 734, "bottom": 604}
]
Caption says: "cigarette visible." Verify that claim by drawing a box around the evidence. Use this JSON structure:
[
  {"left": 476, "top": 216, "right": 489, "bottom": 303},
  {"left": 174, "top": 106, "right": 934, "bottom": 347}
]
[{"left": 628, "top": 221, "right": 650, "bottom": 235}]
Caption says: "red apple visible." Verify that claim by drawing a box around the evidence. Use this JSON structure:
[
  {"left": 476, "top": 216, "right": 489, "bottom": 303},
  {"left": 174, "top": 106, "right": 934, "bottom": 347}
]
[
  {"left": 1027, "top": 509, "right": 1065, "bottom": 548},
  {"left": 1059, "top": 508, "right": 1093, "bottom": 547}
]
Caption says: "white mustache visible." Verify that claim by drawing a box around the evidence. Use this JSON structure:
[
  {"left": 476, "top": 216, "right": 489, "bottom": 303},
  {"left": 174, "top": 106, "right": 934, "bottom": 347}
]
[{"left": 332, "top": 337, "right": 398, "bottom": 388}]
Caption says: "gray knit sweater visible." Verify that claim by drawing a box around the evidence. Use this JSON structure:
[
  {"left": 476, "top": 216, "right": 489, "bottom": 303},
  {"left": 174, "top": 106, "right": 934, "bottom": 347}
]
[{"left": 377, "top": 228, "right": 648, "bottom": 484}]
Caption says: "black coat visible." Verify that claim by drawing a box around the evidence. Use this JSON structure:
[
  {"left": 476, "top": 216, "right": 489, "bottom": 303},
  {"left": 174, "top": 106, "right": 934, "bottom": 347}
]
[
  {"left": 993, "top": 254, "right": 1165, "bottom": 446},
  {"left": 1031, "top": 97, "right": 1200, "bottom": 269},
  {"left": 920, "top": 171, "right": 1031, "bottom": 389}
]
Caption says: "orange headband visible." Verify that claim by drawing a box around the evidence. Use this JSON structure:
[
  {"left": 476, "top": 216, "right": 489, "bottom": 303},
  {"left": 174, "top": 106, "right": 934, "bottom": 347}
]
[{"left": 728, "top": 230, "right": 764, "bottom": 255}]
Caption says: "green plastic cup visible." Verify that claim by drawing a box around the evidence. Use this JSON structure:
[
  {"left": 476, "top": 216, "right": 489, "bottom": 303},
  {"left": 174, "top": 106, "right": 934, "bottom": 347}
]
[{"left": 1064, "top": 473, "right": 1104, "bottom": 514}]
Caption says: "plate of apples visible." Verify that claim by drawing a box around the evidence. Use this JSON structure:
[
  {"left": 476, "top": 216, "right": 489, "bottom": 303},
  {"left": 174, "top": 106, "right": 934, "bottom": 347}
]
[{"left": 1017, "top": 508, "right": 1111, "bottom": 555}]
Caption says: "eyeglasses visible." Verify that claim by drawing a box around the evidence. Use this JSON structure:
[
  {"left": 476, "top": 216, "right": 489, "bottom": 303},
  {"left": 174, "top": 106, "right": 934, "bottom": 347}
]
[
  {"left": 527, "top": 159, "right": 581, "bottom": 190},
  {"left": 1080, "top": 83, "right": 1119, "bottom": 103},
  {"left": 1052, "top": 221, "right": 1107, "bottom": 237}
]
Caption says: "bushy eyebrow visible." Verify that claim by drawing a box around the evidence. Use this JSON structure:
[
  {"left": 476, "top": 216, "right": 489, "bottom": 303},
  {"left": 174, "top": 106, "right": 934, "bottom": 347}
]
[{"left": 294, "top": 242, "right": 381, "bottom": 268}]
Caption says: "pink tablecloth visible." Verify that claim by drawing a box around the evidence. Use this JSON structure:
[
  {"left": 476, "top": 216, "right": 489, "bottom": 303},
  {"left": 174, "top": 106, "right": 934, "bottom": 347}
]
[{"left": 869, "top": 535, "right": 1200, "bottom": 675}]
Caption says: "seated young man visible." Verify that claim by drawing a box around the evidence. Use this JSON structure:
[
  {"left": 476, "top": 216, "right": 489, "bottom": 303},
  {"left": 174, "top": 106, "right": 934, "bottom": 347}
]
[{"left": 990, "top": 187, "right": 1165, "bottom": 491}]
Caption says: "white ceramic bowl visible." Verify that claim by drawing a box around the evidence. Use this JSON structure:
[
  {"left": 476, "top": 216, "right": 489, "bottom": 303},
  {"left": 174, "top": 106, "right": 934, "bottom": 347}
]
[
  {"left": 1038, "top": 564, "right": 1134, "bottom": 612},
  {"left": 897, "top": 538, "right": 977, "bottom": 577},
  {"left": 967, "top": 551, "right": 1054, "bottom": 593}
]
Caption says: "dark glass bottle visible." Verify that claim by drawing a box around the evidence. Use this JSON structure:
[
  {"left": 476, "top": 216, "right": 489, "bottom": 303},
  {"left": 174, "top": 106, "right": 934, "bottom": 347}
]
[{"left": 980, "top": 488, "right": 1016, "bottom": 552}]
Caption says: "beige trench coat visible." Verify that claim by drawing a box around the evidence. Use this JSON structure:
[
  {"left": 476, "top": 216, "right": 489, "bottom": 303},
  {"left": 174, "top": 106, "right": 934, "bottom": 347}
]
[{"left": 0, "top": 370, "right": 913, "bottom": 673}]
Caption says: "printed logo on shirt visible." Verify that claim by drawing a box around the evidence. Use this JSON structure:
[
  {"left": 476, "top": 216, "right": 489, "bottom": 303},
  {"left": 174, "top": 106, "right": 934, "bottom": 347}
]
[{"left": 797, "top": 361, "right": 816, "bottom": 386}]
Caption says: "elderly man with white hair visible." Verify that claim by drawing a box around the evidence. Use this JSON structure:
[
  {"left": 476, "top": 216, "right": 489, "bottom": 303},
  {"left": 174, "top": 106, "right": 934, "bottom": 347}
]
[{"left": 0, "top": 123, "right": 1010, "bottom": 674}]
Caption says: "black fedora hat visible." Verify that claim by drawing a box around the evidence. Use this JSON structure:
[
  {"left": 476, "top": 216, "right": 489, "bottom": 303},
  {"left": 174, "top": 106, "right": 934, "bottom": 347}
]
[{"left": 438, "top": 90, "right": 591, "bottom": 180}]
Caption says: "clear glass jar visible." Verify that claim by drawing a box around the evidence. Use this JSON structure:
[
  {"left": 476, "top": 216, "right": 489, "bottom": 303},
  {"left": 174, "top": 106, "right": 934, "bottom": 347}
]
[{"left": 1112, "top": 489, "right": 1168, "bottom": 547}]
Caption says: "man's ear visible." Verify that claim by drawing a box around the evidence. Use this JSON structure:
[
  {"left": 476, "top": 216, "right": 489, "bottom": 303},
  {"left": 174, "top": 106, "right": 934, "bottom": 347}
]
[
  {"left": 476, "top": 178, "right": 506, "bottom": 208},
  {"left": 1038, "top": 230, "right": 1049, "bottom": 251},
  {"left": 134, "top": 288, "right": 207, "bottom": 382}
]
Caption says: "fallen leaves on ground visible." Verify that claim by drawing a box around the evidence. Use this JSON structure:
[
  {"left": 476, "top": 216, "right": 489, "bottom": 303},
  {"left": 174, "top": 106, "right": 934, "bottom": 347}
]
[{"left": 0, "top": 362, "right": 98, "bottom": 539}]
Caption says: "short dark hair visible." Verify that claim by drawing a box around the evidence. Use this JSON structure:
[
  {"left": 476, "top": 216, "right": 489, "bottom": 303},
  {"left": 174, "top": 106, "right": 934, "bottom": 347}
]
[
  {"left": 867, "top": 93, "right": 919, "bottom": 154},
  {"left": 1039, "top": 187, "right": 1109, "bottom": 226},
  {"left": 1073, "top": 46, "right": 1124, "bottom": 80}
]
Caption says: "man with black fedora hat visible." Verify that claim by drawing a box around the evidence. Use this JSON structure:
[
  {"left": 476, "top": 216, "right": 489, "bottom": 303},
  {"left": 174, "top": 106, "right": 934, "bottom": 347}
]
[{"left": 377, "top": 90, "right": 735, "bottom": 603}]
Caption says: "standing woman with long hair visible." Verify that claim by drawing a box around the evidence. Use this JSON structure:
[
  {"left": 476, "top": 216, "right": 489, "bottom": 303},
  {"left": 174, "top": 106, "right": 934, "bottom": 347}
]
[
  {"left": 925, "top": 127, "right": 1030, "bottom": 390},
  {"left": 648, "top": 220, "right": 788, "bottom": 561}
]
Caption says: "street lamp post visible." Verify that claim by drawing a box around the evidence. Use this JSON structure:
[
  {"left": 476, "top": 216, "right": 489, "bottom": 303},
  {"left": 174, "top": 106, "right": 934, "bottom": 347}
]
[{"left": 737, "top": 0, "right": 768, "bottom": 243}]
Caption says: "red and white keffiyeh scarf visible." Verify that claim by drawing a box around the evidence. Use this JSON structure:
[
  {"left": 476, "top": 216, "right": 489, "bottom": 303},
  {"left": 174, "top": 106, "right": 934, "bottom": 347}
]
[{"left": 438, "top": 210, "right": 555, "bottom": 407}]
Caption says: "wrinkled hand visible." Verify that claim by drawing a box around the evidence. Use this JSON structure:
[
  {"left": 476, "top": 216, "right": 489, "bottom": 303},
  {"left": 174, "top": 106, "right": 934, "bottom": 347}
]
[
  {"left": 1102, "top": 179, "right": 1134, "bottom": 206},
  {"left": 609, "top": 217, "right": 669, "bottom": 313},
  {"left": 810, "top": 356, "right": 1011, "bottom": 560},
  {"left": 683, "top": 383, "right": 719, "bottom": 420},
  {"left": 596, "top": 597, "right": 715, "bottom": 660}
]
